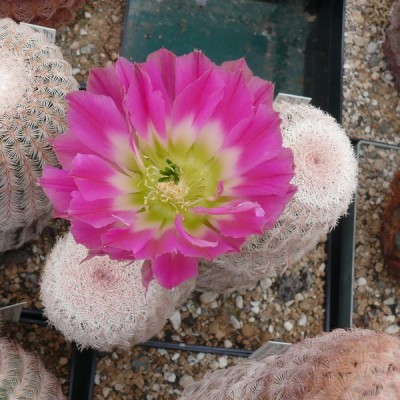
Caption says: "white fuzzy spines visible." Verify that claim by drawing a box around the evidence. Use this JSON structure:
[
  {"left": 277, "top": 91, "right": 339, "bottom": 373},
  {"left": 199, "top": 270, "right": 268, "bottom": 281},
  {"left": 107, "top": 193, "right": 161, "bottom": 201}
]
[
  {"left": 180, "top": 329, "right": 400, "bottom": 400},
  {"left": 196, "top": 101, "right": 358, "bottom": 292},
  {"left": 0, "top": 18, "right": 78, "bottom": 251},
  {"left": 40, "top": 233, "right": 195, "bottom": 351},
  {"left": 0, "top": 337, "right": 65, "bottom": 400}
]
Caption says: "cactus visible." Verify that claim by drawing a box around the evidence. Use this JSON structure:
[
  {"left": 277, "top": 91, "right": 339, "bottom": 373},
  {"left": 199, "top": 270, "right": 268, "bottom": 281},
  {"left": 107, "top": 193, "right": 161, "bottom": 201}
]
[
  {"left": 196, "top": 101, "right": 357, "bottom": 293},
  {"left": 0, "top": 1, "right": 86, "bottom": 29},
  {"left": 0, "top": 18, "right": 78, "bottom": 252},
  {"left": 40, "top": 233, "right": 195, "bottom": 351},
  {"left": 381, "top": 170, "right": 400, "bottom": 278},
  {"left": 0, "top": 336, "right": 66, "bottom": 400},
  {"left": 384, "top": 0, "right": 400, "bottom": 90},
  {"left": 180, "top": 329, "right": 400, "bottom": 400}
]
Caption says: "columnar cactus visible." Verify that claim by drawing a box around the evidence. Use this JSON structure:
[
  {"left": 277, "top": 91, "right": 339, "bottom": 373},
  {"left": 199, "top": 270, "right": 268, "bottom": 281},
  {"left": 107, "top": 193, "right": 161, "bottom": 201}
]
[
  {"left": 0, "top": 0, "right": 86, "bottom": 29},
  {"left": 0, "top": 337, "right": 66, "bottom": 399},
  {"left": 180, "top": 329, "right": 400, "bottom": 400},
  {"left": 40, "top": 233, "right": 195, "bottom": 351},
  {"left": 381, "top": 170, "right": 400, "bottom": 278},
  {"left": 196, "top": 101, "right": 357, "bottom": 292},
  {"left": 0, "top": 18, "right": 78, "bottom": 251},
  {"left": 384, "top": 0, "right": 400, "bottom": 90}
]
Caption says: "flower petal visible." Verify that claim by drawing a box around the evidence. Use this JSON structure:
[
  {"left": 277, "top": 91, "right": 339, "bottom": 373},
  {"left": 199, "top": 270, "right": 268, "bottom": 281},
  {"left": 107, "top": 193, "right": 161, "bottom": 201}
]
[
  {"left": 227, "top": 105, "right": 283, "bottom": 174},
  {"left": 210, "top": 71, "right": 253, "bottom": 133},
  {"left": 101, "top": 227, "right": 155, "bottom": 255},
  {"left": 67, "top": 91, "right": 130, "bottom": 162},
  {"left": 248, "top": 76, "right": 274, "bottom": 108},
  {"left": 221, "top": 58, "right": 254, "bottom": 81},
  {"left": 250, "top": 187, "right": 296, "bottom": 230},
  {"left": 52, "top": 130, "right": 92, "bottom": 170},
  {"left": 221, "top": 58, "right": 274, "bottom": 107},
  {"left": 70, "top": 154, "right": 122, "bottom": 201},
  {"left": 124, "top": 65, "right": 167, "bottom": 139},
  {"left": 69, "top": 192, "right": 133, "bottom": 228},
  {"left": 194, "top": 202, "right": 266, "bottom": 238},
  {"left": 39, "top": 166, "right": 76, "bottom": 217},
  {"left": 172, "top": 69, "right": 224, "bottom": 131},
  {"left": 175, "top": 50, "right": 215, "bottom": 95},
  {"left": 141, "top": 259, "right": 154, "bottom": 292},
  {"left": 134, "top": 228, "right": 178, "bottom": 259},
  {"left": 144, "top": 48, "right": 177, "bottom": 112},
  {"left": 233, "top": 148, "right": 295, "bottom": 197},
  {"left": 175, "top": 214, "right": 218, "bottom": 248},
  {"left": 115, "top": 57, "right": 134, "bottom": 92},
  {"left": 152, "top": 252, "right": 199, "bottom": 289},
  {"left": 87, "top": 64, "right": 125, "bottom": 114}
]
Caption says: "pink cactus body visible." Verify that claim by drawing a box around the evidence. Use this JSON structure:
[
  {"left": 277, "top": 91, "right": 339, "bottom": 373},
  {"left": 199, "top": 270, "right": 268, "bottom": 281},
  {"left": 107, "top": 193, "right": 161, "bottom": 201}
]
[
  {"left": 39, "top": 49, "right": 296, "bottom": 289},
  {"left": 0, "top": 337, "right": 66, "bottom": 399},
  {"left": 196, "top": 101, "right": 357, "bottom": 292},
  {"left": 0, "top": 0, "right": 86, "bottom": 29},
  {"left": 0, "top": 18, "right": 78, "bottom": 252},
  {"left": 180, "top": 329, "right": 400, "bottom": 400},
  {"left": 40, "top": 233, "right": 195, "bottom": 351}
]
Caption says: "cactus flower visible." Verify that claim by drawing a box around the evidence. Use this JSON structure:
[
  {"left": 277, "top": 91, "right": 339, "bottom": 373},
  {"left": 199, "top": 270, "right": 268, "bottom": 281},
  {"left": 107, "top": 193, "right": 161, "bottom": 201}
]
[{"left": 40, "top": 49, "right": 295, "bottom": 289}]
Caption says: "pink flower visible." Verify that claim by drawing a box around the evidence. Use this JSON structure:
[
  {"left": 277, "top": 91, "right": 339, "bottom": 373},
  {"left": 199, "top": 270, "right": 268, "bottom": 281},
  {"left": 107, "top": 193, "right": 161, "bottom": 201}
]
[{"left": 39, "top": 49, "right": 296, "bottom": 289}]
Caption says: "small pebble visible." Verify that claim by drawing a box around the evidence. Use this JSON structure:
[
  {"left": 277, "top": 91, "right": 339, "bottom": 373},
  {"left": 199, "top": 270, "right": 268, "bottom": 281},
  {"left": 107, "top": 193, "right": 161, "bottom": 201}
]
[
  {"left": 366, "top": 41, "right": 378, "bottom": 54},
  {"left": 58, "top": 357, "right": 68, "bottom": 366},
  {"left": 218, "top": 356, "right": 228, "bottom": 368},
  {"left": 179, "top": 374, "right": 195, "bottom": 389},
  {"left": 235, "top": 295, "right": 243, "bottom": 309},
  {"left": 297, "top": 314, "right": 307, "bottom": 327},
  {"left": 169, "top": 310, "right": 181, "bottom": 330},
  {"left": 164, "top": 372, "right": 176, "bottom": 383},
  {"left": 200, "top": 291, "right": 218, "bottom": 305},
  {"left": 357, "top": 277, "right": 367, "bottom": 286},
  {"left": 284, "top": 321, "right": 294, "bottom": 331},
  {"left": 385, "top": 325, "right": 400, "bottom": 334},
  {"left": 230, "top": 315, "right": 241, "bottom": 330}
]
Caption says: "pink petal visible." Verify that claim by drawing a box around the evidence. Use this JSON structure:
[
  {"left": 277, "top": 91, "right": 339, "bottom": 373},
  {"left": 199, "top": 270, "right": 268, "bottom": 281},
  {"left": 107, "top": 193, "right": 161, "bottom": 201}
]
[
  {"left": 221, "top": 58, "right": 254, "bottom": 82},
  {"left": 192, "top": 201, "right": 264, "bottom": 217},
  {"left": 227, "top": 106, "right": 283, "bottom": 174},
  {"left": 175, "top": 214, "right": 218, "bottom": 247},
  {"left": 221, "top": 58, "right": 274, "bottom": 107},
  {"left": 141, "top": 259, "right": 154, "bottom": 292},
  {"left": 144, "top": 49, "right": 177, "bottom": 112},
  {"left": 66, "top": 91, "right": 130, "bottom": 162},
  {"left": 115, "top": 57, "right": 134, "bottom": 92},
  {"left": 52, "top": 130, "right": 92, "bottom": 170},
  {"left": 101, "top": 227, "right": 155, "bottom": 255},
  {"left": 175, "top": 50, "right": 215, "bottom": 95},
  {"left": 124, "top": 65, "right": 167, "bottom": 139},
  {"left": 248, "top": 76, "right": 274, "bottom": 108},
  {"left": 197, "top": 202, "right": 266, "bottom": 238},
  {"left": 234, "top": 148, "right": 295, "bottom": 197},
  {"left": 174, "top": 217, "right": 240, "bottom": 259},
  {"left": 70, "top": 219, "right": 109, "bottom": 249},
  {"left": 87, "top": 64, "right": 125, "bottom": 114},
  {"left": 69, "top": 192, "right": 133, "bottom": 228},
  {"left": 152, "top": 252, "right": 199, "bottom": 289},
  {"left": 172, "top": 69, "right": 224, "bottom": 130},
  {"left": 70, "top": 154, "right": 122, "bottom": 201},
  {"left": 210, "top": 71, "right": 253, "bottom": 133},
  {"left": 39, "top": 166, "right": 76, "bottom": 217},
  {"left": 134, "top": 228, "right": 177, "bottom": 259},
  {"left": 250, "top": 186, "right": 296, "bottom": 230}
]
